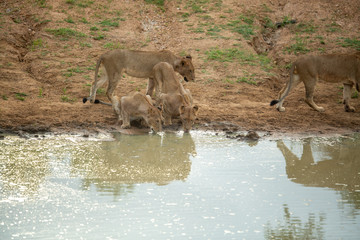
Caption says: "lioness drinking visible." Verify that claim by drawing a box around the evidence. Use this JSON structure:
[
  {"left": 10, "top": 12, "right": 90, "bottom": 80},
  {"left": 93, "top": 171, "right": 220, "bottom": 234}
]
[
  {"left": 150, "top": 62, "right": 199, "bottom": 132},
  {"left": 83, "top": 49, "right": 195, "bottom": 114},
  {"left": 270, "top": 54, "right": 360, "bottom": 112}
]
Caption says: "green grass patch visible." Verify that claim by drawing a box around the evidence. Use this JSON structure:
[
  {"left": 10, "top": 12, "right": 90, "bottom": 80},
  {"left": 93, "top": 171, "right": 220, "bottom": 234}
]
[
  {"left": 38, "top": 88, "right": 44, "bottom": 98},
  {"left": 80, "top": 17, "right": 89, "bottom": 24},
  {"left": 103, "top": 42, "right": 122, "bottom": 49},
  {"left": 144, "top": 0, "right": 164, "bottom": 7},
  {"left": 15, "top": 92, "right": 27, "bottom": 101},
  {"left": 67, "top": 67, "right": 84, "bottom": 74},
  {"left": 99, "top": 19, "right": 119, "bottom": 27},
  {"left": 295, "top": 22, "right": 317, "bottom": 33},
  {"left": 66, "top": 0, "right": 94, "bottom": 8},
  {"left": 285, "top": 36, "right": 310, "bottom": 54},
  {"left": 35, "top": 0, "right": 47, "bottom": 8},
  {"left": 30, "top": 38, "right": 44, "bottom": 50},
  {"left": 237, "top": 76, "right": 257, "bottom": 85},
  {"left": 352, "top": 90, "right": 359, "bottom": 99},
  {"left": 64, "top": 17, "right": 75, "bottom": 24},
  {"left": 79, "top": 42, "right": 92, "bottom": 48},
  {"left": 45, "top": 28, "right": 86, "bottom": 40},
  {"left": 339, "top": 37, "right": 360, "bottom": 50},
  {"left": 185, "top": 0, "right": 222, "bottom": 14},
  {"left": 93, "top": 33, "right": 105, "bottom": 40},
  {"left": 227, "top": 15, "right": 255, "bottom": 40},
  {"left": 325, "top": 22, "right": 341, "bottom": 32},
  {"left": 205, "top": 47, "right": 273, "bottom": 71}
]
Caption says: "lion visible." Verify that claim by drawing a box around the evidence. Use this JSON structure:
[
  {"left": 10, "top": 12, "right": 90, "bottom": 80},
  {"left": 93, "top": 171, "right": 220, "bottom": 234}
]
[
  {"left": 95, "top": 92, "right": 163, "bottom": 132},
  {"left": 270, "top": 54, "right": 360, "bottom": 112},
  {"left": 150, "top": 62, "right": 199, "bottom": 132},
  {"left": 83, "top": 49, "right": 195, "bottom": 115},
  {"left": 160, "top": 93, "right": 199, "bottom": 133}
]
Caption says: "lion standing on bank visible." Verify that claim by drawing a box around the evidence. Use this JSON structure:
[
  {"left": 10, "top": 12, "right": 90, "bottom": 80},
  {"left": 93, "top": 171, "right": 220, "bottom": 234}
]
[
  {"left": 83, "top": 49, "right": 195, "bottom": 115},
  {"left": 270, "top": 54, "right": 360, "bottom": 112}
]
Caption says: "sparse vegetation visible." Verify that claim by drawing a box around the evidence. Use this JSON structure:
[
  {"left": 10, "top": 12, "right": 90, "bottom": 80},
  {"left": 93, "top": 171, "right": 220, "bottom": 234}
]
[
  {"left": 45, "top": 28, "right": 86, "bottom": 40},
  {"left": 61, "top": 88, "right": 75, "bottom": 102},
  {"left": 227, "top": 15, "right": 255, "bottom": 40},
  {"left": 145, "top": 0, "right": 165, "bottom": 7},
  {"left": 15, "top": 92, "right": 27, "bottom": 101},
  {"left": 38, "top": 88, "right": 44, "bottom": 98},
  {"left": 205, "top": 47, "right": 273, "bottom": 71},
  {"left": 64, "top": 17, "right": 75, "bottom": 24},
  {"left": 99, "top": 19, "right": 119, "bottom": 27},
  {"left": 93, "top": 33, "right": 105, "bottom": 40},
  {"left": 339, "top": 37, "right": 360, "bottom": 50},
  {"left": 285, "top": 36, "right": 310, "bottom": 54},
  {"left": 30, "top": 38, "right": 44, "bottom": 50}
]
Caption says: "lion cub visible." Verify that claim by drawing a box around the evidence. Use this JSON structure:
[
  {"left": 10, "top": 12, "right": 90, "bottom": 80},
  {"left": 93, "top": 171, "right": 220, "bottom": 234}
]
[
  {"left": 113, "top": 92, "right": 163, "bottom": 132},
  {"left": 150, "top": 62, "right": 199, "bottom": 132}
]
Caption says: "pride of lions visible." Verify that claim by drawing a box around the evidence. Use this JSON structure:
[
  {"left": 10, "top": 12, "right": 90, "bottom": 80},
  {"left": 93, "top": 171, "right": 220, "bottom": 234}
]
[{"left": 84, "top": 49, "right": 360, "bottom": 132}]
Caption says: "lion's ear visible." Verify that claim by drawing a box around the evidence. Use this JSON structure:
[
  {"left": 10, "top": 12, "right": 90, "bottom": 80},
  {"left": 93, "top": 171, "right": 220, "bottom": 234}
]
[
  {"left": 186, "top": 55, "right": 192, "bottom": 60},
  {"left": 157, "top": 103, "right": 163, "bottom": 112}
]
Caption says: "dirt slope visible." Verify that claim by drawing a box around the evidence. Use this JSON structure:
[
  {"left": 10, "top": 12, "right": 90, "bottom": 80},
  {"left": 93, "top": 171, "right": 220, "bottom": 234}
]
[{"left": 1, "top": 0, "right": 360, "bottom": 135}]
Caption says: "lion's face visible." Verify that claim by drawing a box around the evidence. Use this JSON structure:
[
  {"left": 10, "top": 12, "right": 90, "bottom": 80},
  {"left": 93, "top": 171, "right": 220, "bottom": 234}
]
[
  {"left": 147, "top": 107, "right": 163, "bottom": 133},
  {"left": 179, "top": 105, "right": 199, "bottom": 132},
  {"left": 175, "top": 56, "right": 195, "bottom": 82}
]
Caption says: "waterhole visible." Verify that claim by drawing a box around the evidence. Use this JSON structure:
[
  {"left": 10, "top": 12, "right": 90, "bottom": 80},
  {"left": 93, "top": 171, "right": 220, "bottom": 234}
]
[{"left": 0, "top": 132, "right": 359, "bottom": 239}]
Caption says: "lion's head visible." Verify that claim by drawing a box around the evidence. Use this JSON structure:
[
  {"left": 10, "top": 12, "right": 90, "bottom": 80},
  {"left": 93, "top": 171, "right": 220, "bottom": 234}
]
[
  {"left": 175, "top": 55, "right": 195, "bottom": 82},
  {"left": 146, "top": 106, "right": 163, "bottom": 133},
  {"left": 179, "top": 105, "right": 199, "bottom": 133}
]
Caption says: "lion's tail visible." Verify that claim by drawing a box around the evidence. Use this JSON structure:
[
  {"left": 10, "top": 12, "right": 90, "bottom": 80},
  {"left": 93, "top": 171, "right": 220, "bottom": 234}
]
[
  {"left": 83, "top": 56, "right": 103, "bottom": 104},
  {"left": 270, "top": 65, "right": 298, "bottom": 107},
  {"left": 94, "top": 99, "right": 112, "bottom": 106}
]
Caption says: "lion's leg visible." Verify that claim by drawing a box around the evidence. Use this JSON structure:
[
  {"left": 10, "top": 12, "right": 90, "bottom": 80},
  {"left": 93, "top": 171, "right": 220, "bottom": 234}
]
[
  {"left": 112, "top": 96, "right": 123, "bottom": 123},
  {"left": 120, "top": 109, "right": 131, "bottom": 129},
  {"left": 343, "top": 83, "right": 355, "bottom": 112},
  {"left": 276, "top": 75, "right": 301, "bottom": 112},
  {"left": 106, "top": 73, "right": 122, "bottom": 116},
  {"left": 89, "top": 72, "right": 107, "bottom": 103},
  {"left": 146, "top": 77, "right": 155, "bottom": 97},
  {"left": 304, "top": 79, "right": 324, "bottom": 112}
]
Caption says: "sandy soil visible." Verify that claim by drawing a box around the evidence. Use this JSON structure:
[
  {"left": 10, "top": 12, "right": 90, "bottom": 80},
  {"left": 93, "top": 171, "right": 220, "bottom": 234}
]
[{"left": 1, "top": 0, "right": 360, "bottom": 137}]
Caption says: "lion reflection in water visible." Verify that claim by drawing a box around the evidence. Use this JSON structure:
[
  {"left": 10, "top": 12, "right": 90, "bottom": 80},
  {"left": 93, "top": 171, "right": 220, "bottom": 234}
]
[
  {"left": 277, "top": 138, "right": 360, "bottom": 192},
  {"left": 75, "top": 133, "right": 196, "bottom": 196}
]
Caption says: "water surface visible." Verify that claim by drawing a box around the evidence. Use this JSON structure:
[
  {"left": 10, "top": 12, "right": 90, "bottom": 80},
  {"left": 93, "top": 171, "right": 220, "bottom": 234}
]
[{"left": 1, "top": 132, "right": 359, "bottom": 239}]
